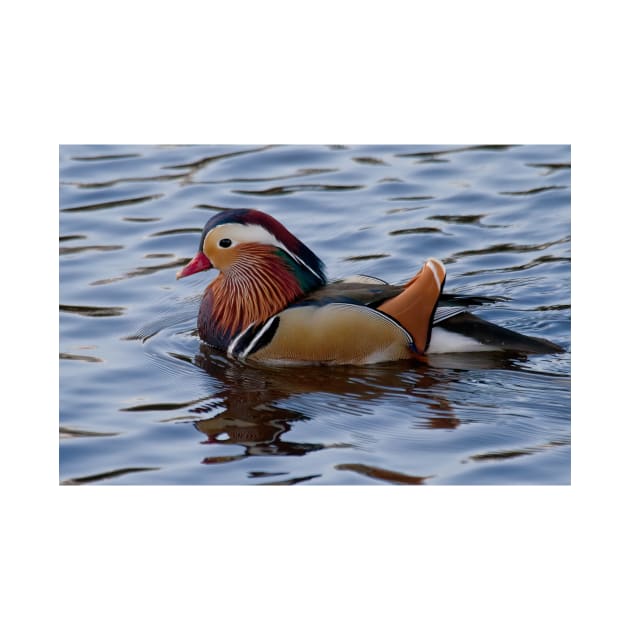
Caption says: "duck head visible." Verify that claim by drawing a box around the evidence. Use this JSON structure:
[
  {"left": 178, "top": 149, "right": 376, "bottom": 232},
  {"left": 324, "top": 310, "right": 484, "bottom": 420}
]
[
  {"left": 176, "top": 209, "right": 327, "bottom": 345},
  {"left": 177, "top": 208, "right": 326, "bottom": 288}
]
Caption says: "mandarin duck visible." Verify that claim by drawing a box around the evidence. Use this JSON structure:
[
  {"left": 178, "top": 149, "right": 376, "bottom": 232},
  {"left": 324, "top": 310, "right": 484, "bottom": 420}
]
[{"left": 176, "top": 209, "right": 563, "bottom": 365}]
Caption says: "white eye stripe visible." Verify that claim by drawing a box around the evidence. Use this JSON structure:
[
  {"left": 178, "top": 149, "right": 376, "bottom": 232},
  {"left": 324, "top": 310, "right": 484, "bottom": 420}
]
[
  {"left": 205, "top": 223, "right": 325, "bottom": 282},
  {"left": 204, "top": 224, "right": 282, "bottom": 251}
]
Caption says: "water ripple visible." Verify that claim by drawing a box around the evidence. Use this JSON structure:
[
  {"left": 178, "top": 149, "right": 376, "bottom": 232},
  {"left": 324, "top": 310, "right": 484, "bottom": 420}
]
[
  {"left": 500, "top": 185, "right": 568, "bottom": 196},
  {"left": 335, "top": 463, "right": 431, "bottom": 484},
  {"left": 60, "top": 352, "right": 103, "bottom": 363},
  {"left": 60, "top": 244, "right": 123, "bottom": 255},
  {"left": 71, "top": 153, "right": 142, "bottom": 161},
  {"left": 232, "top": 183, "right": 364, "bottom": 196},
  {"left": 199, "top": 167, "right": 338, "bottom": 184},
  {"left": 525, "top": 162, "right": 571, "bottom": 175},
  {"left": 427, "top": 213, "right": 487, "bottom": 225},
  {"left": 90, "top": 257, "right": 190, "bottom": 286},
  {"left": 395, "top": 144, "right": 516, "bottom": 158},
  {"left": 63, "top": 174, "right": 182, "bottom": 190},
  {"left": 452, "top": 236, "right": 570, "bottom": 259},
  {"left": 60, "top": 194, "right": 162, "bottom": 212},
  {"left": 352, "top": 157, "right": 389, "bottom": 165},
  {"left": 389, "top": 226, "right": 443, "bottom": 236},
  {"left": 164, "top": 145, "right": 273, "bottom": 171},
  {"left": 467, "top": 437, "right": 570, "bottom": 462},
  {"left": 61, "top": 467, "right": 160, "bottom": 485},
  {"left": 60, "top": 304, "right": 125, "bottom": 317}
]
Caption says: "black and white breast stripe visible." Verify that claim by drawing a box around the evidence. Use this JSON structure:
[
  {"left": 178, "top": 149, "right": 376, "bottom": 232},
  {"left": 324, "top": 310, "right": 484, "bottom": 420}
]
[{"left": 227, "top": 316, "right": 280, "bottom": 360}]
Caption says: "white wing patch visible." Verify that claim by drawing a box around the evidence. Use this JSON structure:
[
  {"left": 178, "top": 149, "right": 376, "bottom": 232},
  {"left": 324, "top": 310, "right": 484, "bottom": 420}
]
[
  {"left": 426, "top": 328, "right": 499, "bottom": 353},
  {"left": 340, "top": 274, "right": 389, "bottom": 285},
  {"left": 433, "top": 306, "right": 468, "bottom": 324}
]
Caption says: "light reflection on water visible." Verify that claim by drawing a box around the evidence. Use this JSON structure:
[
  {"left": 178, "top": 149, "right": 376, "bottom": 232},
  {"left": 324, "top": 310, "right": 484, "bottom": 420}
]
[{"left": 59, "top": 144, "right": 570, "bottom": 485}]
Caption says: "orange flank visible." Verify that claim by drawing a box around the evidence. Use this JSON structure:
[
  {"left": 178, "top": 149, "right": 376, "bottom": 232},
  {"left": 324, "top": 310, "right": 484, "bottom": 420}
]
[{"left": 377, "top": 258, "right": 446, "bottom": 355}]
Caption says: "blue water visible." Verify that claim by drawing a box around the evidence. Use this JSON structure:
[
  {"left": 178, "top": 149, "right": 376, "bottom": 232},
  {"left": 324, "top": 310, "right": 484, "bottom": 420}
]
[{"left": 59, "top": 144, "right": 570, "bottom": 484}]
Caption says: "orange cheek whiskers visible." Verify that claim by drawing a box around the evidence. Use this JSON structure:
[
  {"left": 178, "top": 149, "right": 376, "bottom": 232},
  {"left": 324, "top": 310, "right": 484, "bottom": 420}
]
[{"left": 206, "top": 247, "right": 304, "bottom": 339}]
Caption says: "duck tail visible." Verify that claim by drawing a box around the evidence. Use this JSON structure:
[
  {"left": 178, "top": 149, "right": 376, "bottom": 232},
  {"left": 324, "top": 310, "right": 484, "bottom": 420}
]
[{"left": 377, "top": 258, "right": 446, "bottom": 355}]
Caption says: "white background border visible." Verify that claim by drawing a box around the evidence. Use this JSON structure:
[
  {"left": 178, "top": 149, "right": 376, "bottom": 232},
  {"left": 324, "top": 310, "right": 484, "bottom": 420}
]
[{"left": 5, "top": 1, "right": 625, "bottom": 628}]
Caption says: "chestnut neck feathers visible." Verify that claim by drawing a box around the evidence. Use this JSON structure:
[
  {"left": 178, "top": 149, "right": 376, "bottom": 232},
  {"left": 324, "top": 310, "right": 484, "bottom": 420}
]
[{"left": 198, "top": 235, "right": 326, "bottom": 348}]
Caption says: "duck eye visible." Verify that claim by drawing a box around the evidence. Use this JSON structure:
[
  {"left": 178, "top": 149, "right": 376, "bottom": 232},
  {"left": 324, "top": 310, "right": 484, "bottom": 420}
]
[{"left": 218, "top": 238, "right": 233, "bottom": 248}]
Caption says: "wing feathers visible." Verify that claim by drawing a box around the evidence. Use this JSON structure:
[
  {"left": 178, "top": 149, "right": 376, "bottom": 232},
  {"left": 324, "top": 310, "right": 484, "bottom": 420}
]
[
  {"left": 242, "top": 303, "right": 413, "bottom": 364},
  {"left": 233, "top": 258, "right": 448, "bottom": 363}
]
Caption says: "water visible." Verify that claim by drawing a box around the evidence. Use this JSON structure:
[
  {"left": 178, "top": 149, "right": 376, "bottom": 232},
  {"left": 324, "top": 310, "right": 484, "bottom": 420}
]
[{"left": 59, "top": 144, "right": 570, "bottom": 485}]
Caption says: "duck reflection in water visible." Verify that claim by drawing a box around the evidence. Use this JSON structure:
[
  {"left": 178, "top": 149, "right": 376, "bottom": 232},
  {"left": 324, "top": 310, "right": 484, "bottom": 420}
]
[{"left": 189, "top": 344, "right": 526, "bottom": 482}]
